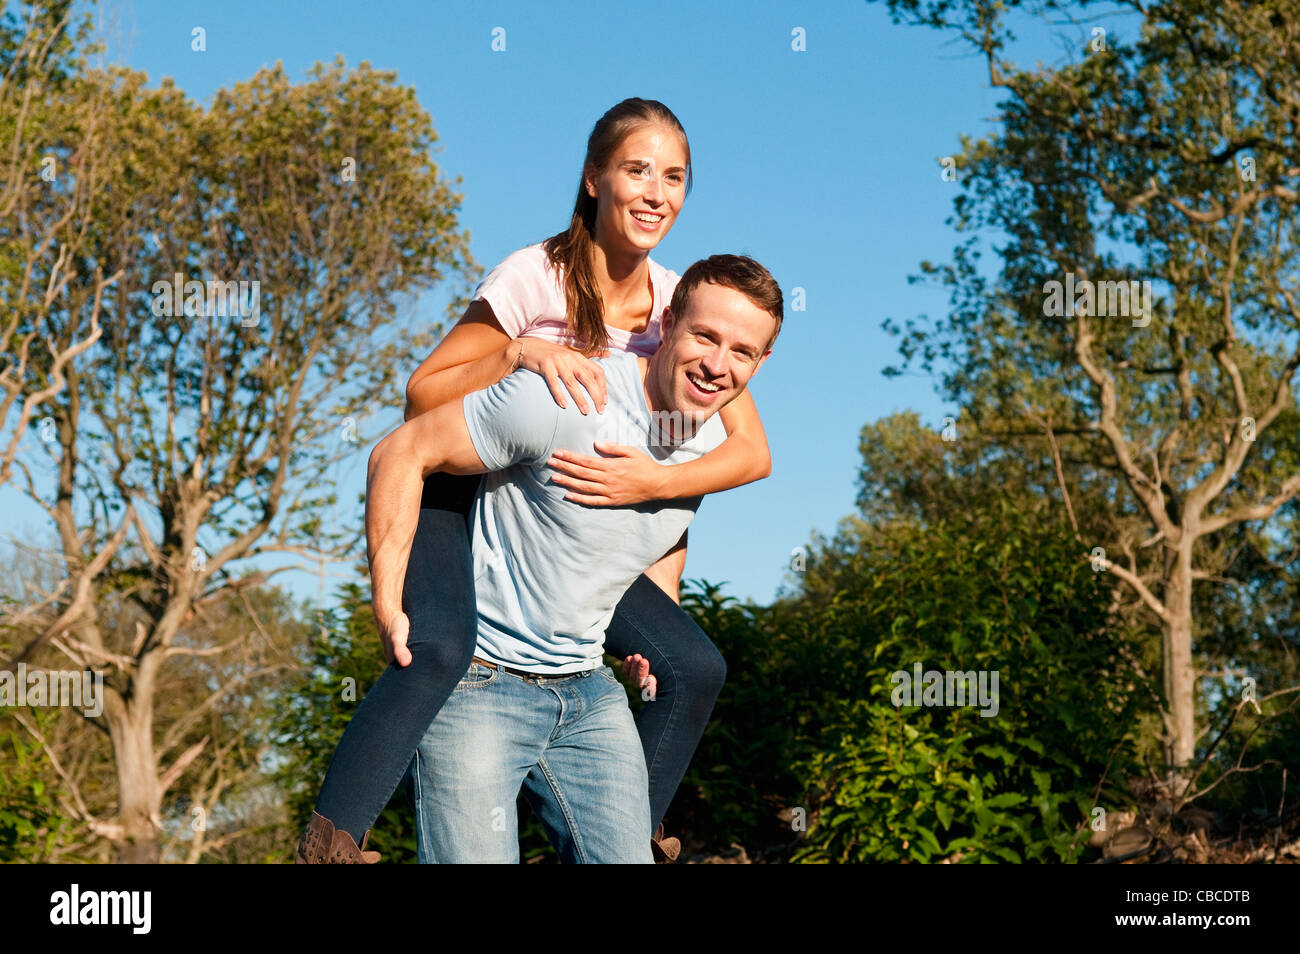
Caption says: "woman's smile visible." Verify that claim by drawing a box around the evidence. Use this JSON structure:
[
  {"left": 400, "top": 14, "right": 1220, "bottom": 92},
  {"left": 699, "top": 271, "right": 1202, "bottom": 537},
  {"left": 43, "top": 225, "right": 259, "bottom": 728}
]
[{"left": 630, "top": 209, "right": 665, "bottom": 231}]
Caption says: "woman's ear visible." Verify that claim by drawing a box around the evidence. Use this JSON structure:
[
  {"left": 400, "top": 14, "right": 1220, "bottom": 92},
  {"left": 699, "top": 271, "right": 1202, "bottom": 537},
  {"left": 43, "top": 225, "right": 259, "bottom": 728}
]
[{"left": 584, "top": 166, "right": 599, "bottom": 200}]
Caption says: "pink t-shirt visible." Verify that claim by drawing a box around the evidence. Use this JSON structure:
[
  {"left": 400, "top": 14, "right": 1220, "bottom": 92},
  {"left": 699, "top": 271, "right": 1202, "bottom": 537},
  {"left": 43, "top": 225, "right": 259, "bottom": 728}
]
[{"left": 471, "top": 243, "right": 680, "bottom": 357}]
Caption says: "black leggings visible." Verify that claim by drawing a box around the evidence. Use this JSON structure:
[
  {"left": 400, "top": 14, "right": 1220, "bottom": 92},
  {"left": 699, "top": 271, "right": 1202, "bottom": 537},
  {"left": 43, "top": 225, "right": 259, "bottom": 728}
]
[{"left": 313, "top": 472, "right": 727, "bottom": 838}]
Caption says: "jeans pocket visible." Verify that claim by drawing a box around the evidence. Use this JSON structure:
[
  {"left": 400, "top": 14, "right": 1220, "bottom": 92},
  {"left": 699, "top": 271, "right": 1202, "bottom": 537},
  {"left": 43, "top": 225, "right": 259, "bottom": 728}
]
[
  {"left": 455, "top": 662, "right": 498, "bottom": 691},
  {"left": 595, "top": 665, "right": 622, "bottom": 686}
]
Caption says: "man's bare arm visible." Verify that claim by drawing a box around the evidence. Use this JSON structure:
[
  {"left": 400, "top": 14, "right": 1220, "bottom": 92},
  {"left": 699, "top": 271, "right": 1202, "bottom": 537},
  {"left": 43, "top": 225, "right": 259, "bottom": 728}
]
[
  {"left": 366, "top": 400, "right": 487, "bottom": 662},
  {"left": 642, "top": 530, "right": 688, "bottom": 605}
]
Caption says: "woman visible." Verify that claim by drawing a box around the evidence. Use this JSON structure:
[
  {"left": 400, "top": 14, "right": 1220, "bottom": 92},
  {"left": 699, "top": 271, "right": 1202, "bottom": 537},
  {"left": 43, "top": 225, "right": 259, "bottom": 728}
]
[{"left": 297, "top": 98, "right": 771, "bottom": 864}]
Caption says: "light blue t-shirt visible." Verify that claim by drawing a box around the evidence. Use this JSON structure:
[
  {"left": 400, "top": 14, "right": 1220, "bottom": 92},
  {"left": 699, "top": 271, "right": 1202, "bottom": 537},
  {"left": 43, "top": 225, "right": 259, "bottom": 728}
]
[{"left": 461, "top": 351, "right": 727, "bottom": 673}]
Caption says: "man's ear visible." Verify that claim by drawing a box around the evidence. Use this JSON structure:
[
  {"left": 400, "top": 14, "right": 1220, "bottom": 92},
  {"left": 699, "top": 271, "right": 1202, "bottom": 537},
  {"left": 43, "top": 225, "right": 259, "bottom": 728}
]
[
  {"left": 750, "top": 348, "right": 773, "bottom": 377},
  {"left": 660, "top": 306, "right": 675, "bottom": 338}
]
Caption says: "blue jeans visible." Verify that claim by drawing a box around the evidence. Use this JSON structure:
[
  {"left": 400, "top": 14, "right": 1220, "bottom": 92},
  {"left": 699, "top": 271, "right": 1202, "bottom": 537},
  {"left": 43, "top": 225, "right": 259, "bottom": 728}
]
[
  {"left": 313, "top": 473, "right": 726, "bottom": 840},
  {"left": 402, "top": 661, "right": 653, "bottom": 863}
]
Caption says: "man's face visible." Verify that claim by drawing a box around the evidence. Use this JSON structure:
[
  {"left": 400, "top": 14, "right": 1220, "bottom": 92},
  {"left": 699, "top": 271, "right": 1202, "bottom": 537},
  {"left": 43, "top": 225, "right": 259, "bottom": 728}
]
[{"left": 650, "top": 282, "right": 774, "bottom": 426}]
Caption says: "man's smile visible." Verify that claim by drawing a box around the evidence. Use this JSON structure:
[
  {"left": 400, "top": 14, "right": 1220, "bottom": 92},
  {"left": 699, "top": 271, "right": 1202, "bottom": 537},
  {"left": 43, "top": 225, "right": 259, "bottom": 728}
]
[{"left": 685, "top": 371, "right": 723, "bottom": 399}]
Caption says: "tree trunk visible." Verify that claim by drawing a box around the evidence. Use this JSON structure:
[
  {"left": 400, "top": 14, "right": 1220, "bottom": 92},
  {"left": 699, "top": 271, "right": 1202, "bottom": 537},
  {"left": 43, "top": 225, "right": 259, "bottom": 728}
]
[
  {"left": 1163, "top": 543, "right": 1196, "bottom": 793},
  {"left": 105, "top": 693, "right": 162, "bottom": 864}
]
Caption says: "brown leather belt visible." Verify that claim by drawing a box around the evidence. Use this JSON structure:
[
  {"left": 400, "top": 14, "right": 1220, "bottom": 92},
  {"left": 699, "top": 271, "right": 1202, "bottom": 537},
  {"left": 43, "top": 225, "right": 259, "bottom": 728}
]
[{"left": 471, "top": 656, "right": 585, "bottom": 683}]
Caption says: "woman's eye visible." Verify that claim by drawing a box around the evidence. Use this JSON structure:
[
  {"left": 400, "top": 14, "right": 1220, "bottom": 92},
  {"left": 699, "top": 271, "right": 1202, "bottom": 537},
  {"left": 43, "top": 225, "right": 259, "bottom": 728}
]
[{"left": 627, "top": 165, "right": 650, "bottom": 179}]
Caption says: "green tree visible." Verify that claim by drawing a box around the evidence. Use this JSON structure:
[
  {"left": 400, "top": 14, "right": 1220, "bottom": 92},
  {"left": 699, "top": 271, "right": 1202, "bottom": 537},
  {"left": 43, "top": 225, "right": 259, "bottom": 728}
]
[
  {"left": 871, "top": 0, "right": 1300, "bottom": 793},
  {"left": 1, "top": 35, "right": 474, "bottom": 861},
  {"left": 671, "top": 491, "right": 1145, "bottom": 862},
  {"left": 0, "top": 708, "right": 78, "bottom": 862},
  {"left": 0, "top": 0, "right": 116, "bottom": 489},
  {"left": 791, "top": 500, "right": 1144, "bottom": 862}
]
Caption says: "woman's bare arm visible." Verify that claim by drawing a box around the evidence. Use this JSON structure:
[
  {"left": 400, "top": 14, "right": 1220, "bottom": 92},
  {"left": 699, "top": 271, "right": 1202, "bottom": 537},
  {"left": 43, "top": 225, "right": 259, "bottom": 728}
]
[
  {"left": 404, "top": 301, "right": 517, "bottom": 421},
  {"left": 548, "top": 386, "right": 772, "bottom": 505},
  {"left": 672, "top": 388, "right": 772, "bottom": 494},
  {"left": 405, "top": 300, "right": 609, "bottom": 420}
]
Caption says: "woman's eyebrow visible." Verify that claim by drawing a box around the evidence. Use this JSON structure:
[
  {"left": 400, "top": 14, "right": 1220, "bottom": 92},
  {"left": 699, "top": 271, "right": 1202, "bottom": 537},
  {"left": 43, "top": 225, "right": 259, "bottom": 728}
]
[{"left": 620, "top": 159, "right": 687, "bottom": 173}]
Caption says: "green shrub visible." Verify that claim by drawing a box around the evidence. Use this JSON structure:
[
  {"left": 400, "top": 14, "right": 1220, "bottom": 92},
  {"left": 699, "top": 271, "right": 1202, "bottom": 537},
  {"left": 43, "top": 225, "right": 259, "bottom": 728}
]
[{"left": 674, "top": 500, "right": 1147, "bottom": 862}]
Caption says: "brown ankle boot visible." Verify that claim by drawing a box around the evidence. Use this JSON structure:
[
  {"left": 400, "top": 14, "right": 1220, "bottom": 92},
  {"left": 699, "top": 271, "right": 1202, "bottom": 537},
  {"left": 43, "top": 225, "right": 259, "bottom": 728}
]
[
  {"left": 650, "top": 824, "right": 681, "bottom": 864},
  {"left": 295, "top": 811, "right": 382, "bottom": 864}
]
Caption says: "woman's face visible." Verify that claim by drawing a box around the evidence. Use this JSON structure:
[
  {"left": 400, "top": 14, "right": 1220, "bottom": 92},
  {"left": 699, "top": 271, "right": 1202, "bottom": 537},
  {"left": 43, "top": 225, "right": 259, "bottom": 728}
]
[{"left": 585, "top": 123, "right": 688, "bottom": 257}]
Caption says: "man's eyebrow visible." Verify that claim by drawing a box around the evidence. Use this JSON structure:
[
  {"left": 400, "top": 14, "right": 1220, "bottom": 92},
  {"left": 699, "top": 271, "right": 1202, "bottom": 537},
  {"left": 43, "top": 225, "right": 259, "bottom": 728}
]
[{"left": 687, "top": 321, "right": 762, "bottom": 357}]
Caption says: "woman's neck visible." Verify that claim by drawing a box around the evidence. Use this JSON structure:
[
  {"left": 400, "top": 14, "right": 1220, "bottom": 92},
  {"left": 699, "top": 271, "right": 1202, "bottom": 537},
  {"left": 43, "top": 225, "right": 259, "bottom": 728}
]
[{"left": 590, "top": 240, "right": 651, "bottom": 309}]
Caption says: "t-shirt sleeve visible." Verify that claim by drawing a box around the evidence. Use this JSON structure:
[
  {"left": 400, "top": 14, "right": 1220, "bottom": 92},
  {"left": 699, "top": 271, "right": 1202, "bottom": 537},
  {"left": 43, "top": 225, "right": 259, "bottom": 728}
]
[
  {"left": 471, "top": 247, "right": 552, "bottom": 338},
  {"left": 462, "top": 370, "right": 563, "bottom": 470},
  {"left": 660, "top": 264, "right": 681, "bottom": 303}
]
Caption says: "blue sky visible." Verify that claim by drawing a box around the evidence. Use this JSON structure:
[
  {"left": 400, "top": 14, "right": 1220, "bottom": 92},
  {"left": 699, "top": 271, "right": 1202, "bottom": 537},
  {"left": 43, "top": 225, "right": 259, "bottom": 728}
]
[{"left": 5, "top": 0, "right": 1118, "bottom": 607}]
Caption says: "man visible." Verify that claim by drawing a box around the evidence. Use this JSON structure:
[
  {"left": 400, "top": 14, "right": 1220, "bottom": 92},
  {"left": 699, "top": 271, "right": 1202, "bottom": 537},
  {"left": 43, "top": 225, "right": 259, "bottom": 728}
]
[{"left": 366, "top": 254, "right": 782, "bottom": 863}]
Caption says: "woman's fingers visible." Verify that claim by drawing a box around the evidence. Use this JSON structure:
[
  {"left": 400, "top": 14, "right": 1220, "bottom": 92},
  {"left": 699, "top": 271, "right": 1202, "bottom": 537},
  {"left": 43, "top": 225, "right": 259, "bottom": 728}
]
[
  {"left": 548, "top": 465, "right": 608, "bottom": 496},
  {"left": 550, "top": 448, "right": 604, "bottom": 466},
  {"left": 590, "top": 441, "right": 635, "bottom": 457},
  {"left": 558, "top": 369, "right": 591, "bottom": 415},
  {"left": 552, "top": 477, "right": 604, "bottom": 495},
  {"left": 520, "top": 340, "right": 606, "bottom": 414},
  {"left": 577, "top": 364, "right": 607, "bottom": 411},
  {"left": 562, "top": 490, "right": 614, "bottom": 506},
  {"left": 548, "top": 454, "right": 605, "bottom": 482},
  {"left": 542, "top": 368, "right": 569, "bottom": 410}
]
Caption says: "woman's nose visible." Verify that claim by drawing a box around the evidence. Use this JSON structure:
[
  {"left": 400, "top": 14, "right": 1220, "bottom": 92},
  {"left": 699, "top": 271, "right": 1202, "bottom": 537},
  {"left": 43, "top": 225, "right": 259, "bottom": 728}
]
[{"left": 642, "top": 174, "right": 664, "bottom": 203}]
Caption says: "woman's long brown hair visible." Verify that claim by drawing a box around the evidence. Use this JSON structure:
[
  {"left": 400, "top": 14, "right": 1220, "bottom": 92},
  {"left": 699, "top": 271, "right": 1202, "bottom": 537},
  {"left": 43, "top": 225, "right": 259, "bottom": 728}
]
[{"left": 542, "top": 98, "right": 692, "bottom": 356}]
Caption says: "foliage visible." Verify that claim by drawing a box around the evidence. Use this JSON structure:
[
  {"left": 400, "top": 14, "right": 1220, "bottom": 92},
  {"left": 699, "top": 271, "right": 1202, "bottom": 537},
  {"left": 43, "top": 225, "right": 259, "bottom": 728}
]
[
  {"left": 865, "top": 0, "right": 1300, "bottom": 776},
  {"left": 0, "top": 0, "right": 475, "bottom": 858},
  {"left": 791, "top": 501, "right": 1144, "bottom": 862},
  {"left": 0, "top": 709, "right": 76, "bottom": 862},
  {"left": 675, "top": 497, "right": 1147, "bottom": 863},
  {"left": 274, "top": 582, "right": 418, "bottom": 863}
]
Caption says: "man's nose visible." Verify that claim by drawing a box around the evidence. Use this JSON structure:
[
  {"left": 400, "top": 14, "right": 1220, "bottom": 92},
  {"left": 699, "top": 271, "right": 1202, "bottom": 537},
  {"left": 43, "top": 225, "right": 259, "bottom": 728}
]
[{"left": 700, "top": 346, "right": 727, "bottom": 377}]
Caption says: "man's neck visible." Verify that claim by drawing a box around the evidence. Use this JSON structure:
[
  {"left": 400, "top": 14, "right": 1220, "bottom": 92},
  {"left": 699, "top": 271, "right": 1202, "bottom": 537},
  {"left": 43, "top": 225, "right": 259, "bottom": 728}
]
[
  {"left": 636, "top": 355, "right": 664, "bottom": 415},
  {"left": 638, "top": 355, "right": 705, "bottom": 445}
]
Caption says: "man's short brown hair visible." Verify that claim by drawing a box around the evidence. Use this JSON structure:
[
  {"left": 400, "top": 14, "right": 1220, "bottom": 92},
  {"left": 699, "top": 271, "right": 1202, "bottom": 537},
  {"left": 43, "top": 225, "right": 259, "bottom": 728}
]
[{"left": 668, "top": 254, "right": 783, "bottom": 352}]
